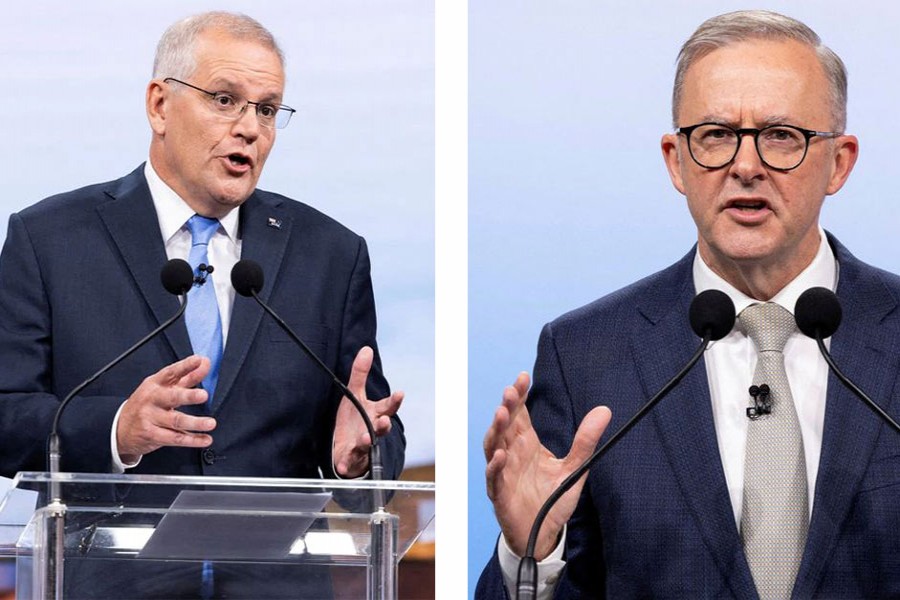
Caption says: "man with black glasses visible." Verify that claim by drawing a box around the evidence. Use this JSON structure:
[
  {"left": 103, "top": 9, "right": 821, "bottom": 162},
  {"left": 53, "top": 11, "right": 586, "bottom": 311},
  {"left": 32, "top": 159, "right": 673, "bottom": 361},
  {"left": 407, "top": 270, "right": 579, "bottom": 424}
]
[
  {"left": 479, "top": 10, "right": 900, "bottom": 599},
  {"left": 0, "top": 10, "right": 404, "bottom": 500}
]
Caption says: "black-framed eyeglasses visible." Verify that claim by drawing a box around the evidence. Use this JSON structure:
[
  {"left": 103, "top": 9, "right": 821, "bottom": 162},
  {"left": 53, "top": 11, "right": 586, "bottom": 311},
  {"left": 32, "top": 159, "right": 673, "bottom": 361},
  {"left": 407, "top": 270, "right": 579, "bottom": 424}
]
[
  {"left": 677, "top": 122, "right": 842, "bottom": 171},
  {"left": 164, "top": 77, "right": 296, "bottom": 130}
]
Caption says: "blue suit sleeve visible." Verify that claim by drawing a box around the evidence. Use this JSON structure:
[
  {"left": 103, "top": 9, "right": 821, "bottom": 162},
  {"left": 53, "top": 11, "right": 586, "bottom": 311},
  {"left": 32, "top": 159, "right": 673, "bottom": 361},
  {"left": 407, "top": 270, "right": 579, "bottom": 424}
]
[
  {"left": 0, "top": 213, "right": 121, "bottom": 476},
  {"left": 334, "top": 236, "right": 405, "bottom": 480}
]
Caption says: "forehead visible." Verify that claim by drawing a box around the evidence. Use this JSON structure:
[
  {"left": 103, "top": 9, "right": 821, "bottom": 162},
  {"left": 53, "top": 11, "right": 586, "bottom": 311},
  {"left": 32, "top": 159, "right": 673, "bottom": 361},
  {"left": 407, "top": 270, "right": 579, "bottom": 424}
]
[
  {"left": 678, "top": 39, "right": 831, "bottom": 127},
  {"left": 191, "top": 29, "right": 285, "bottom": 95}
]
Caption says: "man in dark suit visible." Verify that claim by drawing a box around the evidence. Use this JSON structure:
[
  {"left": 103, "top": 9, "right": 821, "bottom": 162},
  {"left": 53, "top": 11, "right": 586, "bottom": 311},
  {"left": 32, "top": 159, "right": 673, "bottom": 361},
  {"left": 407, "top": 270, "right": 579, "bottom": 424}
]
[
  {"left": 0, "top": 12, "right": 403, "bottom": 487},
  {"left": 479, "top": 10, "right": 900, "bottom": 598}
]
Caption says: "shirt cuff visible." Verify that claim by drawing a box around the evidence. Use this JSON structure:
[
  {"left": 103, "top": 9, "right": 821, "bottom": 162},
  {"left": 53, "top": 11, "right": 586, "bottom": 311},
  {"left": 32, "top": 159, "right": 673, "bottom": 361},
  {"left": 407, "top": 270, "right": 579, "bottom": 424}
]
[
  {"left": 498, "top": 526, "right": 566, "bottom": 600},
  {"left": 110, "top": 401, "right": 141, "bottom": 473}
]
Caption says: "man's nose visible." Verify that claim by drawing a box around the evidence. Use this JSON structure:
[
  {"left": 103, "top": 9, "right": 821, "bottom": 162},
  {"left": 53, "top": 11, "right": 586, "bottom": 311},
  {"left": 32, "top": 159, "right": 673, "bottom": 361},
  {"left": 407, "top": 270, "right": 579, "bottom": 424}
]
[
  {"left": 231, "top": 103, "right": 262, "bottom": 140},
  {"left": 729, "top": 133, "right": 766, "bottom": 182}
]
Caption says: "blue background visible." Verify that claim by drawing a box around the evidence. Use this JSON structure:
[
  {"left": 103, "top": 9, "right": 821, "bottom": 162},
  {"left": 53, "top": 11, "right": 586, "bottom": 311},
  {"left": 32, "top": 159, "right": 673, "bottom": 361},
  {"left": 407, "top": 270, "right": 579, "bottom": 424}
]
[{"left": 468, "top": 1, "right": 900, "bottom": 595}]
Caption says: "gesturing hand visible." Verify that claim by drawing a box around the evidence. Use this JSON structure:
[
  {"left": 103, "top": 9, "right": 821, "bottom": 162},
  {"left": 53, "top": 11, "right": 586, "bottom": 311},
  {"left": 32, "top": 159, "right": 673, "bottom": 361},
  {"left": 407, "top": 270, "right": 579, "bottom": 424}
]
[
  {"left": 116, "top": 355, "right": 217, "bottom": 464},
  {"left": 484, "top": 372, "right": 611, "bottom": 560},
  {"left": 332, "top": 346, "right": 404, "bottom": 478}
]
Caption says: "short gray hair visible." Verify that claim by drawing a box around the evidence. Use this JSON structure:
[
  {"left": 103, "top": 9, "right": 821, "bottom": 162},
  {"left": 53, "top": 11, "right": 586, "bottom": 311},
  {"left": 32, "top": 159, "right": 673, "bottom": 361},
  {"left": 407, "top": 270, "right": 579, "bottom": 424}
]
[
  {"left": 672, "top": 10, "right": 847, "bottom": 131},
  {"left": 153, "top": 11, "right": 285, "bottom": 80}
]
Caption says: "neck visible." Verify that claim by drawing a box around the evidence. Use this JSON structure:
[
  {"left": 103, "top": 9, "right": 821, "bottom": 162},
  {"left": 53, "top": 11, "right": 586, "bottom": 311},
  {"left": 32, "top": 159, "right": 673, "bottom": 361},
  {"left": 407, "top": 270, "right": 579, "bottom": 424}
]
[
  {"left": 698, "top": 242, "right": 819, "bottom": 302},
  {"left": 147, "top": 147, "right": 229, "bottom": 220}
]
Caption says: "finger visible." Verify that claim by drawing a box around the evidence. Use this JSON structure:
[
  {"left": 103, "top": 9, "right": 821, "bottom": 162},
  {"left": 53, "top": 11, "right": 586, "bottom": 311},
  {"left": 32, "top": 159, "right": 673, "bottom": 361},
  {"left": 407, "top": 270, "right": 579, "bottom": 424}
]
[
  {"left": 335, "top": 439, "right": 370, "bottom": 477},
  {"left": 484, "top": 448, "right": 508, "bottom": 501},
  {"left": 155, "top": 427, "right": 214, "bottom": 448},
  {"left": 501, "top": 380, "right": 528, "bottom": 419},
  {"left": 565, "top": 406, "right": 613, "bottom": 467},
  {"left": 372, "top": 414, "right": 392, "bottom": 436},
  {"left": 483, "top": 404, "right": 511, "bottom": 461},
  {"left": 175, "top": 356, "right": 211, "bottom": 389},
  {"left": 512, "top": 371, "right": 530, "bottom": 398},
  {"left": 346, "top": 346, "right": 374, "bottom": 396},
  {"left": 370, "top": 390, "right": 404, "bottom": 418},
  {"left": 502, "top": 383, "right": 535, "bottom": 438},
  {"left": 154, "top": 355, "right": 206, "bottom": 385},
  {"left": 169, "top": 411, "right": 217, "bottom": 433},
  {"left": 160, "top": 386, "right": 209, "bottom": 410}
]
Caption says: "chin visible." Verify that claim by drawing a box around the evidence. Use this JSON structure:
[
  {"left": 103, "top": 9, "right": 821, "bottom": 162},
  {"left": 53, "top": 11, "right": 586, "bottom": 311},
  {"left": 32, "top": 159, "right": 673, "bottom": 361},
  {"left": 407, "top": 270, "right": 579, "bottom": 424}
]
[{"left": 214, "top": 184, "right": 255, "bottom": 208}]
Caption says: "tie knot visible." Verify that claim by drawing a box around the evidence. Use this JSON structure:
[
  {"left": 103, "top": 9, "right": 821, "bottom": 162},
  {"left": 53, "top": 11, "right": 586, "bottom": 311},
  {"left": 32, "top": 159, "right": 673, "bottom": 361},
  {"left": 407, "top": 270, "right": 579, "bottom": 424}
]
[
  {"left": 739, "top": 302, "right": 796, "bottom": 353},
  {"left": 187, "top": 215, "right": 220, "bottom": 246}
]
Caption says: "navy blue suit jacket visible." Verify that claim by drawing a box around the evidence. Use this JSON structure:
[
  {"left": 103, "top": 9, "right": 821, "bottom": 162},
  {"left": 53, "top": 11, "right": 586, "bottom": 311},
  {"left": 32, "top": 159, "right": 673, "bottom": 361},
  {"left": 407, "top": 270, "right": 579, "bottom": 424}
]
[
  {"left": 478, "top": 234, "right": 900, "bottom": 598},
  {"left": 0, "top": 165, "right": 405, "bottom": 480}
]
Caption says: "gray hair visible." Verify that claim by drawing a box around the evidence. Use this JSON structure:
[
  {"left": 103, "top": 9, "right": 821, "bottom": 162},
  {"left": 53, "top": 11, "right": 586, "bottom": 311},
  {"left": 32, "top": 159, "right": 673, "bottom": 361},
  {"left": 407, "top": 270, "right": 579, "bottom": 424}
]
[
  {"left": 153, "top": 11, "right": 284, "bottom": 80},
  {"left": 672, "top": 10, "right": 847, "bottom": 131}
]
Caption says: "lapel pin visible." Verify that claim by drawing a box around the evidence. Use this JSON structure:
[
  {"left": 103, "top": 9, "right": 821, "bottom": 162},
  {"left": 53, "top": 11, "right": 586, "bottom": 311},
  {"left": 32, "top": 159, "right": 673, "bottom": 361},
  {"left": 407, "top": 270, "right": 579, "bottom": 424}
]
[{"left": 267, "top": 217, "right": 282, "bottom": 229}]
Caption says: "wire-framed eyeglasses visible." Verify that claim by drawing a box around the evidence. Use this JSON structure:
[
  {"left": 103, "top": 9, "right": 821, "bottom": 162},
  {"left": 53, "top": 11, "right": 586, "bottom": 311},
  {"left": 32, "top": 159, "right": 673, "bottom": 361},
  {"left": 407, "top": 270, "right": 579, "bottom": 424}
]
[{"left": 164, "top": 77, "right": 296, "bottom": 130}]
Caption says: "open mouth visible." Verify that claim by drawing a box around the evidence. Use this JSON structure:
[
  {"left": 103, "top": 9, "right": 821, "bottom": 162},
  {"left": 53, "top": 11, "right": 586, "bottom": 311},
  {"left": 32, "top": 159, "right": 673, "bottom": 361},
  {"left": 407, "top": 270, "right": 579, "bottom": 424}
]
[
  {"left": 228, "top": 154, "right": 251, "bottom": 167},
  {"left": 728, "top": 200, "right": 767, "bottom": 212}
]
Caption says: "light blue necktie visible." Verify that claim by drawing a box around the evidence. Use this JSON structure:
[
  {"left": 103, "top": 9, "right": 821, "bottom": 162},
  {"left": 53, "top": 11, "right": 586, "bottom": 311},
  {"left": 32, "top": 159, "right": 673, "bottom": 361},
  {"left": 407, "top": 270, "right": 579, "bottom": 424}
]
[{"left": 185, "top": 215, "right": 223, "bottom": 407}]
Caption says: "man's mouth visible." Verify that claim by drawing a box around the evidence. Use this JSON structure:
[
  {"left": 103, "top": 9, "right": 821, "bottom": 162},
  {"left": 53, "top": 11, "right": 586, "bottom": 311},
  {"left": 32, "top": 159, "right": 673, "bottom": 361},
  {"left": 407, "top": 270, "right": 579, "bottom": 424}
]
[
  {"left": 228, "top": 153, "right": 251, "bottom": 167},
  {"left": 727, "top": 199, "right": 768, "bottom": 212}
]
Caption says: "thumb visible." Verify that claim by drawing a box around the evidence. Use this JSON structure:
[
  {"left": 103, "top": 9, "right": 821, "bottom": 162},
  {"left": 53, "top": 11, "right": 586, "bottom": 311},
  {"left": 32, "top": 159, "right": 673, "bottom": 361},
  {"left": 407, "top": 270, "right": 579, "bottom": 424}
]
[{"left": 566, "top": 406, "right": 612, "bottom": 466}]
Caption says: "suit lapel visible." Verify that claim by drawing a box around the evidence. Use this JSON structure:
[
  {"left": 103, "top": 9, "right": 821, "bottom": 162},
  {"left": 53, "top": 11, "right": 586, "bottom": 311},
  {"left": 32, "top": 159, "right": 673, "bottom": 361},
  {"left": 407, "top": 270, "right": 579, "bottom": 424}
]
[
  {"left": 95, "top": 166, "right": 193, "bottom": 361},
  {"left": 211, "top": 192, "right": 292, "bottom": 409},
  {"left": 794, "top": 236, "right": 900, "bottom": 596},
  {"left": 632, "top": 251, "right": 757, "bottom": 599}
]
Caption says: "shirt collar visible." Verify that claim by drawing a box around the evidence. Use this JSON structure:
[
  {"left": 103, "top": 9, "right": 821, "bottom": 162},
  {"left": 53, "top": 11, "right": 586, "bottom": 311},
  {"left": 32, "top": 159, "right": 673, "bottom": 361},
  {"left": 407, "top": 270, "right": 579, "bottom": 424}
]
[
  {"left": 692, "top": 227, "right": 837, "bottom": 318},
  {"left": 144, "top": 160, "right": 240, "bottom": 243}
]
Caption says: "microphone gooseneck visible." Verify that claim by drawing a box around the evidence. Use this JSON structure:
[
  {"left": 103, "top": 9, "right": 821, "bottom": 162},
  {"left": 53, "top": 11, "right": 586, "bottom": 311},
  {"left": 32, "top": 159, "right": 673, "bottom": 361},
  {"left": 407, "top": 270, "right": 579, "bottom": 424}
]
[
  {"left": 515, "top": 290, "right": 735, "bottom": 600},
  {"left": 48, "top": 259, "right": 194, "bottom": 478},
  {"left": 794, "top": 287, "right": 900, "bottom": 435},
  {"left": 230, "top": 259, "right": 384, "bottom": 483}
]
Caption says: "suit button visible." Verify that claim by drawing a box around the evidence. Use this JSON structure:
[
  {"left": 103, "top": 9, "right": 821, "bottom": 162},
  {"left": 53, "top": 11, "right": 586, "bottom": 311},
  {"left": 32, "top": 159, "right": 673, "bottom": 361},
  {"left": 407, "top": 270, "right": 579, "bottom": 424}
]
[{"left": 201, "top": 448, "right": 217, "bottom": 465}]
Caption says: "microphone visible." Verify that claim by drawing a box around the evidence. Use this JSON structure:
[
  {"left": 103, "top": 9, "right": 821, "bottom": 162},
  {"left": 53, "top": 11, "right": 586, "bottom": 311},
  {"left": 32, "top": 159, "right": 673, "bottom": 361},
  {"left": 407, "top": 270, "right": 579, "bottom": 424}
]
[
  {"left": 194, "top": 263, "right": 214, "bottom": 286},
  {"left": 48, "top": 259, "right": 194, "bottom": 479},
  {"left": 230, "top": 259, "right": 384, "bottom": 484},
  {"left": 516, "top": 289, "right": 735, "bottom": 600},
  {"left": 794, "top": 287, "right": 900, "bottom": 435}
]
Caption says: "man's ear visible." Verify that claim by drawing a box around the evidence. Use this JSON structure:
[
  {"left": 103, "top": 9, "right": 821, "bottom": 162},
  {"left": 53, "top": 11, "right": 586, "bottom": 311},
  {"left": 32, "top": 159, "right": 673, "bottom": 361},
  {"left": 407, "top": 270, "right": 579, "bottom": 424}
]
[
  {"left": 825, "top": 134, "right": 859, "bottom": 196},
  {"left": 146, "top": 80, "right": 168, "bottom": 135},
  {"left": 661, "top": 133, "right": 686, "bottom": 195}
]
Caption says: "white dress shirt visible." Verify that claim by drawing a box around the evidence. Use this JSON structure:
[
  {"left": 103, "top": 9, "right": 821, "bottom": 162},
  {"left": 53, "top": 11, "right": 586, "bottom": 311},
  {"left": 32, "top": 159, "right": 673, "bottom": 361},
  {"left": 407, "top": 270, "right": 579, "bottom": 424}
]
[
  {"left": 110, "top": 161, "right": 241, "bottom": 471},
  {"left": 498, "top": 230, "right": 836, "bottom": 598}
]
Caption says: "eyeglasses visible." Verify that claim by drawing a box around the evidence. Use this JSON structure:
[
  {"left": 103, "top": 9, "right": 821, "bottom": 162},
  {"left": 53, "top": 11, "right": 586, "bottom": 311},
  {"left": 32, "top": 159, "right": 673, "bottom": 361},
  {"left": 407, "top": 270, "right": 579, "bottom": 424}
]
[
  {"left": 677, "top": 122, "right": 842, "bottom": 171},
  {"left": 164, "top": 77, "right": 296, "bottom": 130}
]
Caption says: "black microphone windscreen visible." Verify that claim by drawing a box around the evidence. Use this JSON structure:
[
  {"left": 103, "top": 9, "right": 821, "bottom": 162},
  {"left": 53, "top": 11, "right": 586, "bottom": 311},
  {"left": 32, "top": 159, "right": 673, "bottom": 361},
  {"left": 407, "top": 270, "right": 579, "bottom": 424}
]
[
  {"left": 231, "top": 259, "right": 264, "bottom": 297},
  {"left": 689, "top": 289, "right": 736, "bottom": 341},
  {"left": 795, "top": 287, "right": 842, "bottom": 339},
  {"left": 160, "top": 259, "right": 194, "bottom": 295}
]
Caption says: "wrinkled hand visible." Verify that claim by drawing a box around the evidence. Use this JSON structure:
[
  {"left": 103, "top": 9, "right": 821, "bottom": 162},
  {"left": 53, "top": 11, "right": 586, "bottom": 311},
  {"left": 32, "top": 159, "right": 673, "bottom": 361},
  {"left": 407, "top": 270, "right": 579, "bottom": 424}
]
[
  {"left": 484, "top": 372, "right": 611, "bottom": 560},
  {"left": 116, "top": 355, "right": 217, "bottom": 463},
  {"left": 332, "top": 346, "right": 404, "bottom": 478}
]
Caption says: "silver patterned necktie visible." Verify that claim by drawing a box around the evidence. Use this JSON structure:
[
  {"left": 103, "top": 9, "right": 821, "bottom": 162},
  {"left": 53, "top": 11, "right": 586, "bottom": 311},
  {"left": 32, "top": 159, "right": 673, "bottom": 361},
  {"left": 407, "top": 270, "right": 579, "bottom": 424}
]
[{"left": 739, "top": 302, "right": 808, "bottom": 600}]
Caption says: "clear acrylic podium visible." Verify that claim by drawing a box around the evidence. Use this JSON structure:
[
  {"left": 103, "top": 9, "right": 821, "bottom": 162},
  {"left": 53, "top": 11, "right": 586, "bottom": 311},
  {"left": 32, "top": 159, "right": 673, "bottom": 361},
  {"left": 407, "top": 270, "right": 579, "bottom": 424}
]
[{"left": 0, "top": 472, "right": 434, "bottom": 599}]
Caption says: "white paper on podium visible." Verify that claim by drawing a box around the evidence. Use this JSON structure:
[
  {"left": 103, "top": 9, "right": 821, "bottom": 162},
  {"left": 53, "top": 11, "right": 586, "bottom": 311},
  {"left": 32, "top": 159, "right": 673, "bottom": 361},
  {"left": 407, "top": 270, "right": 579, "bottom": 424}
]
[{"left": 138, "top": 490, "right": 332, "bottom": 561}]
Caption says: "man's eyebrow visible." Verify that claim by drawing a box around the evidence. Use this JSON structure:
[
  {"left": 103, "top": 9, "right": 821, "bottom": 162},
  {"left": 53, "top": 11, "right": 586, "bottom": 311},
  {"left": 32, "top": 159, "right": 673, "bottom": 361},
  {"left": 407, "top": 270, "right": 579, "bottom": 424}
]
[
  {"left": 207, "top": 79, "right": 283, "bottom": 103},
  {"left": 693, "top": 114, "right": 798, "bottom": 127}
]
